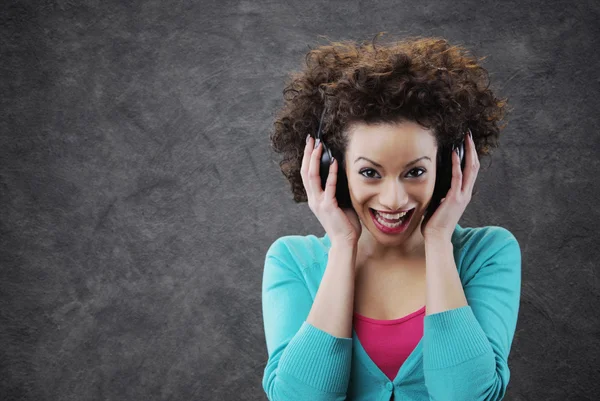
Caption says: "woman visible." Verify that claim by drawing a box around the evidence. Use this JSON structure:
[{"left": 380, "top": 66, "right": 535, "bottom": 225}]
[{"left": 261, "top": 34, "right": 521, "bottom": 401}]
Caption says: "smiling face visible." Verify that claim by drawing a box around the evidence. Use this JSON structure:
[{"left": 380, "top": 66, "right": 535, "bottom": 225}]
[{"left": 343, "top": 120, "right": 438, "bottom": 258}]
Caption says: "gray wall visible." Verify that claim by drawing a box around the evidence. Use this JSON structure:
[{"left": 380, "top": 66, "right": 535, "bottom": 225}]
[{"left": 1, "top": 0, "right": 599, "bottom": 400}]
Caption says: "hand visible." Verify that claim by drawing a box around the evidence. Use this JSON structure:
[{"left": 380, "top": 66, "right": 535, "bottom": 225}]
[
  {"left": 421, "top": 130, "right": 480, "bottom": 242},
  {"left": 301, "top": 136, "right": 362, "bottom": 246}
]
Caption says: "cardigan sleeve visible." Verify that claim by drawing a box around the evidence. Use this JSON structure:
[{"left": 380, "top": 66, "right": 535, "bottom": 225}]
[
  {"left": 261, "top": 237, "right": 352, "bottom": 401},
  {"left": 422, "top": 227, "right": 522, "bottom": 401}
]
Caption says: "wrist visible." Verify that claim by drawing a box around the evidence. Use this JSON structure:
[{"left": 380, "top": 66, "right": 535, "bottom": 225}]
[
  {"left": 329, "top": 241, "right": 358, "bottom": 265},
  {"left": 330, "top": 238, "right": 358, "bottom": 252},
  {"left": 327, "top": 241, "right": 358, "bottom": 277},
  {"left": 425, "top": 235, "right": 453, "bottom": 247}
]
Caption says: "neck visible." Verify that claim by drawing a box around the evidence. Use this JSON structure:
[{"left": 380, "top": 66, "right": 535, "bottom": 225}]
[{"left": 357, "top": 220, "right": 426, "bottom": 265}]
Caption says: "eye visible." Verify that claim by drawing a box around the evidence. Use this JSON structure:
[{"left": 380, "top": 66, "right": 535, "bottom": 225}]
[
  {"left": 407, "top": 168, "right": 426, "bottom": 178},
  {"left": 359, "top": 168, "right": 380, "bottom": 179},
  {"left": 359, "top": 167, "right": 426, "bottom": 179}
]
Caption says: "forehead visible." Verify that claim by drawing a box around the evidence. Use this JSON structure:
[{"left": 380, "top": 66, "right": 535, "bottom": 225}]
[{"left": 346, "top": 121, "right": 437, "bottom": 159}]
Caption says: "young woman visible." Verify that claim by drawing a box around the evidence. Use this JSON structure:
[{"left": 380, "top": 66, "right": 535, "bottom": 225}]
[{"left": 261, "top": 34, "right": 521, "bottom": 401}]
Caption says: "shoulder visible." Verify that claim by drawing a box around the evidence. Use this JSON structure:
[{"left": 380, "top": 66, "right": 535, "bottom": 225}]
[
  {"left": 453, "top": 224, "right": 521, "bottom": 276},
  {"left": 453, "top": 224, "right": 520, "bottom": 255},
  {"left": 264, "top": 233, "right": 331, "bottom": 272}
]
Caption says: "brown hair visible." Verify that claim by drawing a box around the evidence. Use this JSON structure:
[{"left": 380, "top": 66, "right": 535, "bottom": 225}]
[{"left": 270, "top": 33, "right": 510, "bottom": 203}]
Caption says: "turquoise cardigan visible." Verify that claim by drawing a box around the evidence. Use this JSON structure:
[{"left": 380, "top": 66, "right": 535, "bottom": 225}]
[{"left": 261, "top": 224, "right": 521, "bottom": 401}]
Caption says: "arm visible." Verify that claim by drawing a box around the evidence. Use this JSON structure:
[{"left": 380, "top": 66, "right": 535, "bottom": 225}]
[
  {"left": 422, "top": 228, "right": 522, "bottom": 401},
  {"left": 261, "top": 238, "right": 356, "bottom": 401}
]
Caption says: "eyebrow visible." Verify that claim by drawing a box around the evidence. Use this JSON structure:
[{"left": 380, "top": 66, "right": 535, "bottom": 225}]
[{"left": 354, "top": 156, "right": 431, "bottom": 168}]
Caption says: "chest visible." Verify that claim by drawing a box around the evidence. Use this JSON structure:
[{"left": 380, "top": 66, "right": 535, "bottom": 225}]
[{"left": 353, "top": 259, "right": 426, "bottom": 320}]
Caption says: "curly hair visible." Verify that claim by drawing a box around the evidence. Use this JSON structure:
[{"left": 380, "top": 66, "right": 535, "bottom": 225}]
[{"left": 269, "top": 33, "right": 510, "bottom": 203}]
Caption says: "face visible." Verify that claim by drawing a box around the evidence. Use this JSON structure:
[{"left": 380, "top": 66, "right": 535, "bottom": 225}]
[{"left": 343, "top": 120, "right": 438, "bottom": 250}]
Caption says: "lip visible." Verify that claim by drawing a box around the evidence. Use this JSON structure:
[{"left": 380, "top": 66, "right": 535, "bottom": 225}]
[
  {"left": 373, "top": 208, "right": 414, "bottom": 214},
  {"left": 369, "top": 208, "right": 415, "bottom": 234}
]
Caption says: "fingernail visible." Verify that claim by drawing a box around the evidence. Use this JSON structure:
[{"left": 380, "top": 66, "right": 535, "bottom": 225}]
[
  {"left": 314, "top": 138, "right": 321, "bottom": 149},
  {"left": 306, "top": 134, "right": 310, "bottom": 143},
  {"left": 468, "top": 129, "right": 472, "bottom": 139},
  {"left": 330, "top": 156, "right": 335, "bottom": 164}
]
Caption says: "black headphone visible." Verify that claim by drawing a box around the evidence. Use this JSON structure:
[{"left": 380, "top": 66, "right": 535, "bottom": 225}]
[{"left": 315, "top": 107, "right": 333, "bottom": 186}]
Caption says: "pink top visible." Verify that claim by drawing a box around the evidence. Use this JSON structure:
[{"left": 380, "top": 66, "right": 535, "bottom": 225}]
[{"left": 353, "top": 305, "right": 426, "bottom": 381}]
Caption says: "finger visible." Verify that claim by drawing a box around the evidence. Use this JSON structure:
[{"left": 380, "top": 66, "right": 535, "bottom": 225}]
[
  {"left": 451, "top": 148, "right": 463, "bottom": 194},
  {"left": 307, "top": 139, "right": 324, "bottom": 197},
  {"left": 300, "top": 135, "right": 314, "bottom": 179},
  {"left": 324, "top": 156, "right": 338, "bottom": 199},
  {"left": 301, "top": 136, "right": 315, "bottom": 200},
  {"left": 463, "top": 131, "right": 479, "bottom": 197}
]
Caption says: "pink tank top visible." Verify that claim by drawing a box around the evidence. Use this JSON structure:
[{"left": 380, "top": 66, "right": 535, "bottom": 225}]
[{"left": 353, "top": 305, "right": 426, "bottom": 381}]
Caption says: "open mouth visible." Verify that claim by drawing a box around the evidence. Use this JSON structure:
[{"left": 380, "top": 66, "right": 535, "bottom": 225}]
[{"left": 369, "top": 208, "right": 415, "bottom": 233}]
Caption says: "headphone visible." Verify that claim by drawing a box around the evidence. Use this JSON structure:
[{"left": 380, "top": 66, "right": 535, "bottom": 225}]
[{"left": 315, "top": 107, "right": 334, "bottom": 188}]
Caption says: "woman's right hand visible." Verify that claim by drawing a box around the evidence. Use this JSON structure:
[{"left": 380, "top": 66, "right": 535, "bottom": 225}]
[{"left": 301, "top": 135, "right": 362, "bottom": 246}]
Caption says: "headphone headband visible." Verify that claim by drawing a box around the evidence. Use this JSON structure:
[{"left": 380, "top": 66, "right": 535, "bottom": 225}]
[{"left": 316, "top": 108, "right": 326, "bottom": 141}]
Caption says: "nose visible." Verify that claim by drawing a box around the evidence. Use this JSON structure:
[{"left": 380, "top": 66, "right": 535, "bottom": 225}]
[{"left": 379, "top": 178, "right": 408, "bottom": 211}]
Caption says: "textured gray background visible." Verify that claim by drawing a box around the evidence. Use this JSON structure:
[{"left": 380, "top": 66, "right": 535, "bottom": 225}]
[{"left": 1, "top": 0, "right": 599, "bottom": 400}]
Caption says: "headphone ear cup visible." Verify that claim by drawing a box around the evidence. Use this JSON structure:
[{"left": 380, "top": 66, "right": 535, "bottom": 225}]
[
  {"left": 319, "top": 142, "right": 333, "bottom": 190},
  {"left": 327, "top": 145, "right": 352, "bottom": 209}
]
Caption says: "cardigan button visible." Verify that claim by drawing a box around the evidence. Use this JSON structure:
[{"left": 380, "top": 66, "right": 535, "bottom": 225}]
[{"left": 385, "top": 382, "right": 394, "bottom": 391}]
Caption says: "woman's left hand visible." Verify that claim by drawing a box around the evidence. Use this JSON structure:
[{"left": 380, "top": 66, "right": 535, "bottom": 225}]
[{"left": 422, "top": 130, "right": 480, "bottom": 242}]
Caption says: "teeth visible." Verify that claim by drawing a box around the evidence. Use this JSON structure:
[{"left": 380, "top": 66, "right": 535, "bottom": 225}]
[
  {"left": 375, "top": 213, "right": 405, "bottom": 228},
  {"left": 376, "top": 210, "right": 408, "bottom": 219}
]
